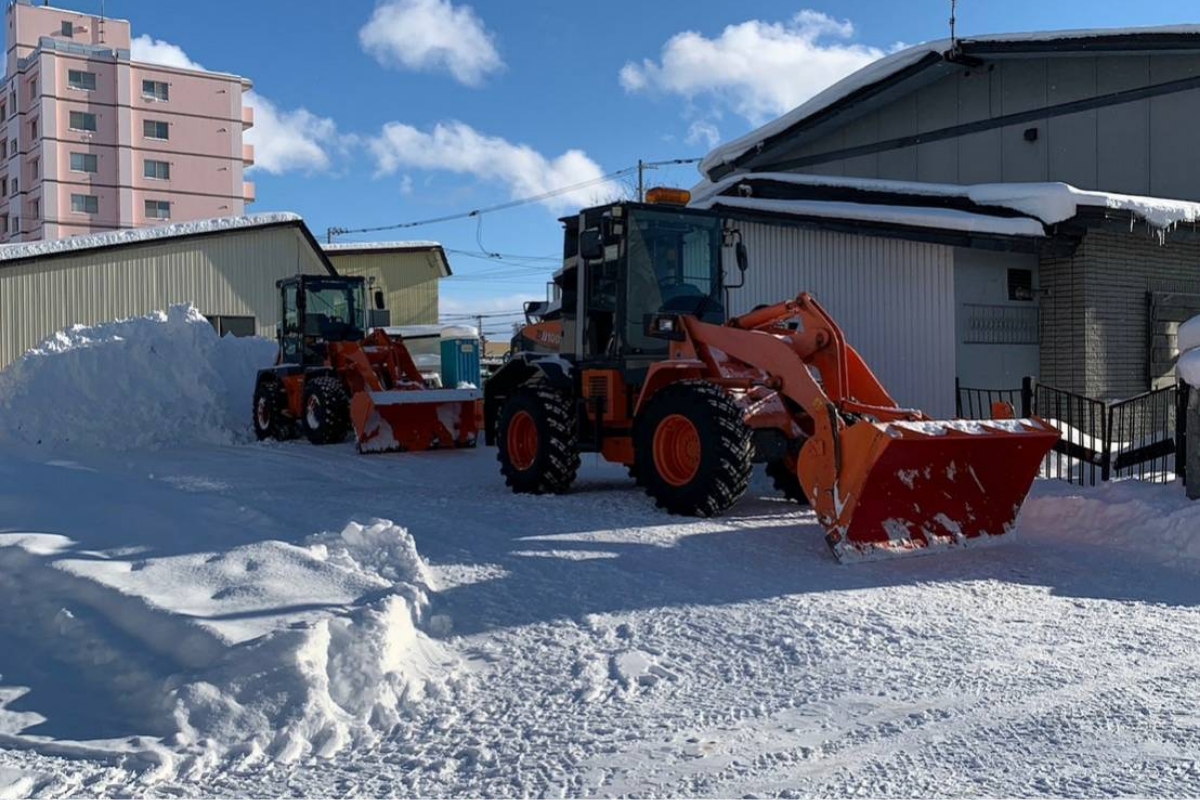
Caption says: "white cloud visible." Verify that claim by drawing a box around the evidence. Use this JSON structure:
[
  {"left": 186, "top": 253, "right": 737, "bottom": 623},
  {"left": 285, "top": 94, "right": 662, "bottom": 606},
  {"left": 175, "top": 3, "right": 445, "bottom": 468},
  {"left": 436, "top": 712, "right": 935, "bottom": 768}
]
[
  {"left": 130, "top": 35, "right": 203, "bottom": 71},
  {"left": 620, "top": 10, "right": 885, "bottom": 125},
  {"left": 359, "top": 0, "right": 503, "bottom": 87},
  {"left": 686, "top": 121, "right": 721, "bottom": 148},
  {"left": 368, "top": 121, "right": 616, "bottom": 212},
  {"left": 130, "top": 35, "right": 345, "bottom": 176}
]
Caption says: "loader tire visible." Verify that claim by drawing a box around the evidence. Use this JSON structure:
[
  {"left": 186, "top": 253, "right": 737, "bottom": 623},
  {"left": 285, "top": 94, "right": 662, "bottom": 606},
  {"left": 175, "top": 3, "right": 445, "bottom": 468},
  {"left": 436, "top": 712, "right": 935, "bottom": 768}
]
[
  {"left": 496, "top": 387, "right": 579, "bottom": 494},
  {"left": 634, "top": 380, "right": 753, "bottom": 517},
  {"left": 302, "top": 376, "right": 352, "bottom": 445},
  {"left": 766, "top": 459, "right": 809, "bottom": 505},
  {"left": 253, "top": 375, "right": 296, "bottom": 441}
]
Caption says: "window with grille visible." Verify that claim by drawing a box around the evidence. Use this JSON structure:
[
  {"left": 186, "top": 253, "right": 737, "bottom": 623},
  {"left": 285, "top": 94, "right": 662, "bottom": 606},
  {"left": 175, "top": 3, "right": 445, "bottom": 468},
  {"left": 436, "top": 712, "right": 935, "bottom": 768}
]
[
  {"left": 205, "top": 315, "right": 256, "bottom": 338},
  {"left": 144, "top": 199, "right": 171, "bottom": 220},
  {"left": 143, "top": 119, "right": 169, "bottom": 140},
  {"left": 1008, "top": 269, "right": 1034, "bottom": 301},
  {"left": 67, "top": 70, "right": 96, "bottom": 91},
  {"left": 70, "top": 152, "right": 98, "bottom": 173},
  {"left": 142, "top": 80, "right": 169, "bottom": 102},
  {"left": 71, "top": 193, "right": 98, "bottom": 214},
  {"left": 61, "top": 21, "right": 73, "bottom": 37},
  {"left": 69, "top": 111, "right": 96, "bottom": 132},
  {"left": 143, "top": 159, "right": 170, "bottom": 180}
]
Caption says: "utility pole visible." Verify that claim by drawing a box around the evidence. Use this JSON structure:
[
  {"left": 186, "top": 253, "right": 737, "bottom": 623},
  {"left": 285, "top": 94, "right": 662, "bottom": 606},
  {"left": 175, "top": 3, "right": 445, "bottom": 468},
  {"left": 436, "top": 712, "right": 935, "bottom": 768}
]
[
  {"left": 636, "top": 157, "right": 703, "bottom": 201},
  {"left": 476, "top": 314, "right": 485, "bottom": 345},
  {"left": 949, "top": 0, "right": 958, "bottom": 48},
  {"left": 326, "top": 226, "right": 347, "bottom": 244}
]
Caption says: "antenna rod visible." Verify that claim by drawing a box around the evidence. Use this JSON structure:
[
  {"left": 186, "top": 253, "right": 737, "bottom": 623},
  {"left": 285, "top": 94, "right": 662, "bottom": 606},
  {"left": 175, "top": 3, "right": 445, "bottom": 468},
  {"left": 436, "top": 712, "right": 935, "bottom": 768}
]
[{"left": 950, "top": 0, "right": 957, "bottom": 48}]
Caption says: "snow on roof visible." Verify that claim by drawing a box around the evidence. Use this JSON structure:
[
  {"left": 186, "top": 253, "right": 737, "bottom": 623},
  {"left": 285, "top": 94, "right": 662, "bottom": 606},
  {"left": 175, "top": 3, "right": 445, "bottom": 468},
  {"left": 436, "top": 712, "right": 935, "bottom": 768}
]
[
  {"left": 693, "top": 172, "right": 1200, "bottom": 231},
  {"left": 691, "top": 195, "right": 1047, "bottom": 239},
  {"left": 700, "top": 25, "right": 1200, "bottom": 176},
  {"left": 323, "top": 241, "right": 443, "bottom": 252},
  {"left": 0, "top": 213, "right": 305, "bottom": 263}
]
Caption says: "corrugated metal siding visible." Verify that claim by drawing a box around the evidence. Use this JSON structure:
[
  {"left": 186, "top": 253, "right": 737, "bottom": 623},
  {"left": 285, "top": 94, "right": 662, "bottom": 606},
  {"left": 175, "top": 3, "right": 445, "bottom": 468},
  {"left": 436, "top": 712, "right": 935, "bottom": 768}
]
[
  {"left": 326, "top": 251, "right": 439, "bottom": 326},
  {"left": 0, "top": 226, "right": 326, "bottom": 368},
  {"left": 733, "top": 222, "right": 956, "bottom": 416}
]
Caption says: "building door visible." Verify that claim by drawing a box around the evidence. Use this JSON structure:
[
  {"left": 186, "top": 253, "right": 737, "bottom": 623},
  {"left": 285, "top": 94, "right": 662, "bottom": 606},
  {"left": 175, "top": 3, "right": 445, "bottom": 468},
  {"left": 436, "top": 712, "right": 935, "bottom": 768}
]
[{"left": 953, "top": 248, "right": 1040, "bottom": 391}]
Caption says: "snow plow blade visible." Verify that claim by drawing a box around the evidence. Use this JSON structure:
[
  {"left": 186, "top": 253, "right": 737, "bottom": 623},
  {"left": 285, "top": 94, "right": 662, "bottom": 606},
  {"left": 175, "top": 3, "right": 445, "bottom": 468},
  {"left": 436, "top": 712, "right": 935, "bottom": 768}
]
[
  {"left": 800, "top": 418, "right": 1060, "bottom": 563},
  {"left": 350, "top": 389, "right": 482, "bottom": 454}
]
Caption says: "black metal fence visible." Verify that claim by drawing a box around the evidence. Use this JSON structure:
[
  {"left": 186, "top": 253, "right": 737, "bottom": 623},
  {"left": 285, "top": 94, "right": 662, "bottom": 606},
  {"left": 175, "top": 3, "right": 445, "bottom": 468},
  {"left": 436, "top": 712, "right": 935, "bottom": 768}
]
[{"left": 956, "top": 377, "right": 1188, "bottom": 486}]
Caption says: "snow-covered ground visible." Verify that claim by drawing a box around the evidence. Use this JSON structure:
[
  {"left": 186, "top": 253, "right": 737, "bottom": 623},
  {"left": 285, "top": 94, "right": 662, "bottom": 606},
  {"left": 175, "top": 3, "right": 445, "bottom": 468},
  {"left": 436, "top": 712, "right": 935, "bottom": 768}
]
[{"left": 0, "top": 311, "right": 1198, "bottom": 797}]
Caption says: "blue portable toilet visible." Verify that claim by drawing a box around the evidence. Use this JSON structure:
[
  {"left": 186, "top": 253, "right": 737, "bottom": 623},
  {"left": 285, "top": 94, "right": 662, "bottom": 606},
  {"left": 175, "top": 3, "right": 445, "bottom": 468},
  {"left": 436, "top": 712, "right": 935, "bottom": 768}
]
[{"left": 440, "top": 325, "right": 482, "bottom": 388}]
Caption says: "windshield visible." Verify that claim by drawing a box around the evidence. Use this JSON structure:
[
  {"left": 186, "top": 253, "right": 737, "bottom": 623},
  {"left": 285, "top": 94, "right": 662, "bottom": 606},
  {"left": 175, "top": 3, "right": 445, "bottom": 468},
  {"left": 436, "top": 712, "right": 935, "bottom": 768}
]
[
  {"left": 624, "top": 208, "right": 723, "bottom": 353},
  {"left": 303, "top": 279, "right": 365, "bottom": 341}
]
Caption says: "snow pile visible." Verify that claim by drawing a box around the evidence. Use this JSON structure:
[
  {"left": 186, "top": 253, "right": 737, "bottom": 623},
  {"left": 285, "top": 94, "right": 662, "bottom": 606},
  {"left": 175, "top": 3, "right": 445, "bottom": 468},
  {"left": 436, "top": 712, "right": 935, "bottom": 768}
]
[
  {"left": 1178, "top": 314, "right": 1200, "bottom": 386},
  {"left": 169, "top": 519, "right": 455, "bottom": 769},
  {"left": 0, "top": 305, "right": 277, "bottom": 450},
  {"left": 1023, "top": 482, "right": 1200, "bottom": 567}
]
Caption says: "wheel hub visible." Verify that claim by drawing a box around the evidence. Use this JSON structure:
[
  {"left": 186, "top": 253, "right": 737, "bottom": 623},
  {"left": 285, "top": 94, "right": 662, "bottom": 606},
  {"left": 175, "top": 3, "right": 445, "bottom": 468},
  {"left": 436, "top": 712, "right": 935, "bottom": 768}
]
[
  {"left": 507, "top": 410, "right": 539, "bottom": 471},
  {"left": 653, "top": 414, "right": 701, "bottom": 487}
]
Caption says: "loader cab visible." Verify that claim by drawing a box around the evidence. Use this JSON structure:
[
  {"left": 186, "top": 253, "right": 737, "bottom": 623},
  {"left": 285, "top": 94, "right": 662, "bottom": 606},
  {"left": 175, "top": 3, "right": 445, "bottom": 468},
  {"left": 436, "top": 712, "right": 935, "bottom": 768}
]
[
  {"left": 558, "top": 198, "right": 731, "bottom": 367},
  {"left": 276, "top": 275, "right": 368, "bottom": 365}
]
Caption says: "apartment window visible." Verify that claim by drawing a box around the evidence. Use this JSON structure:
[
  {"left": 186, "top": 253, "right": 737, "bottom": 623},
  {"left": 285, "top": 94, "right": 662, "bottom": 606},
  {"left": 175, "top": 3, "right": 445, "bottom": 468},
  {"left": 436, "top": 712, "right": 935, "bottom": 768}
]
[
  {"left": 30, "top": 158, "right": 38, "bottom": 179},
  {"left": 29, "top": 199, "right": 38, "bottom": 220},
  {"left": 144, "top": 199, "right": 171, "bottom": 220},
  {"left": 61, "top": 21, "right": 74, "bottom": 36},
  {"left": 0, "top": 215, "right": 6, "bottom": 234},
  {"left": 67, "top": 70, "right": 96, "bottom": 91},
  {"left": 10, "top": 177, "right": 17, "bottom": 196},
  {"left": 70, "top": 152, "right": 98, "bottom": 173},
  {"left": 143, "top": 119, "right": 169, "bottom": 140},
  {"left": 69, "top": 111, "right": 97, "bottom": 132},
  {"left": 142, "top": 80, "right": 169, "bottom": 102},
  {"left": 71, "top": 193, "right": 98, "bottom": 214},
  {"left": 10, "top": 217, "right": 17, "bottom": 234},
  {"left": 0, "top": 103, "right": 6, "bottom": 122},
  {"left": 143, "top": 159, "right": 170, "bottom": 180},
  {"left": 28, "top": 79, "right": 36, "bottom": 101},
  {"left": 1, "top": 178, "right": 6, "bottom": 195},
  {"left": 29, "top": 119, "right": 37, "bottom": 140},
  {"left": 8, "top": 139, "right": 15, "bottom": 158}
]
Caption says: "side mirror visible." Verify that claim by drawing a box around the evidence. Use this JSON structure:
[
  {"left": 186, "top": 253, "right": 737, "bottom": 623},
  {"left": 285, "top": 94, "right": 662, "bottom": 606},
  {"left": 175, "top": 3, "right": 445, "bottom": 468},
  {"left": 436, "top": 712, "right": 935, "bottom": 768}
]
[
  {"left": 579, "top": 228, "right": 604, "bottom": 260},
  {"left": 374, "top": 289, "right": 385, "bottom": 310},
  {"left": 736, "top": 241, "right": 749, "bottom": 274}
]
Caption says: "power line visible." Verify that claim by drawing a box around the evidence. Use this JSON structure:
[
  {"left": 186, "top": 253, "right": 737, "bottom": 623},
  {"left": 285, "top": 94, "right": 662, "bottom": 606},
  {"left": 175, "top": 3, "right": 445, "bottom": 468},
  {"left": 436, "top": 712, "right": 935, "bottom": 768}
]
[{"left": 326, "top": 165, "right": 638, "bottom": 242}]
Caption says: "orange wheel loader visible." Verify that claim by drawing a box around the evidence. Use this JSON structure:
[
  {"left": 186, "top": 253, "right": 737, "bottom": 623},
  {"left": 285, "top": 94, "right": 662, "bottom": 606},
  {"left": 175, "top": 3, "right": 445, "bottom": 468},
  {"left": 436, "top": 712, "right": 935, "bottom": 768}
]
[
  {"left": 253, "top": 274, "right": 480, "bottom": 453},
  {"left": 483, "top": 189, "right": 1060, "bottom": 562}
]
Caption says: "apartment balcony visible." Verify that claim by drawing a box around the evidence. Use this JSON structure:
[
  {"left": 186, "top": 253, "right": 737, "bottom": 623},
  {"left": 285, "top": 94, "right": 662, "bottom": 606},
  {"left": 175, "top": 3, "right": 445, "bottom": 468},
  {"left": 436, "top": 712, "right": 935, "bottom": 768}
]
[
  {"left": 242, "top": 143, "right": 255, "bottom": 166},
  {"left": 243, "top": 181, "right": 256, "bottom": 204},
  {"left": 241, "top": 106, "right": 254, "bottom": 129}
]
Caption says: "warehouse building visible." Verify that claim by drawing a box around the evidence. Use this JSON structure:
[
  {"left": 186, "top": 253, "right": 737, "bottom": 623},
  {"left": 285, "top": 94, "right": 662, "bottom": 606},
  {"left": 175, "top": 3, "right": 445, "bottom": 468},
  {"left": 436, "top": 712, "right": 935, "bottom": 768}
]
[
  {"left": 696, "top": 25, "right": 1200, "bottom": 414},
  {"left": 0, "top": 213, "right": 450, "bottom": 368}
]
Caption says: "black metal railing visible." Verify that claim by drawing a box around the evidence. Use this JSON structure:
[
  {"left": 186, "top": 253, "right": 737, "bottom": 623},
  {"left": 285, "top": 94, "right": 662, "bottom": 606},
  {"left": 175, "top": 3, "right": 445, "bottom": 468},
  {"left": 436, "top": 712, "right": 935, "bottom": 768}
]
[
  {"left": 956, "top": 377, "right": 1188, "bottom": 486},
  {"left": 955, "top": 379, "right": 1023, "bottom": 420},
  {"left": 1026, "top": 379, "right": 1110, "bottom": 486}
]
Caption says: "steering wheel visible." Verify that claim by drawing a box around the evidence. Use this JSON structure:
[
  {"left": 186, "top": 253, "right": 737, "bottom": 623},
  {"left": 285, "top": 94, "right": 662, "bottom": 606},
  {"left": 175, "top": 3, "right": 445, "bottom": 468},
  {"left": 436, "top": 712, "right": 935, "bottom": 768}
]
[{"left": 659, "top": 283, "right": 704, "bottom": 311}]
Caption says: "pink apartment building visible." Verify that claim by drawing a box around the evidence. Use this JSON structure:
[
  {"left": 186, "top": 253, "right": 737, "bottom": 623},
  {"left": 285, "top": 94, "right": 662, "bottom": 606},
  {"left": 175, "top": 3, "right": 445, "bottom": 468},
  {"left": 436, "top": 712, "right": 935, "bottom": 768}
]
[{"left": 1, "top": 0, "right": 254, "bottom": 242}]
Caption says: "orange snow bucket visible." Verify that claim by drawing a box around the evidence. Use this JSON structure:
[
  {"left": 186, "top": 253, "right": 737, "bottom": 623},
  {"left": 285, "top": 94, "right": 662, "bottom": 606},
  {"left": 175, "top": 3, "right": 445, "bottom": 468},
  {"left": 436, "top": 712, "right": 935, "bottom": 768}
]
[
  {"left": 350, "top": 388, "right": 482, "bottom": 454},
  {"left": 799, "top": 418, "right": 1060, "bottom": 562}
]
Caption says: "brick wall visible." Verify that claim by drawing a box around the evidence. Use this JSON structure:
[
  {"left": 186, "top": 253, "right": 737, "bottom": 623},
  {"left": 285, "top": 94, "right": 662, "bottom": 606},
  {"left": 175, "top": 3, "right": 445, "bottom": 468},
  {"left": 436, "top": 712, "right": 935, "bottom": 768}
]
[{"left": 1039, "top": 229, "right": 1200, "bottom": 399}]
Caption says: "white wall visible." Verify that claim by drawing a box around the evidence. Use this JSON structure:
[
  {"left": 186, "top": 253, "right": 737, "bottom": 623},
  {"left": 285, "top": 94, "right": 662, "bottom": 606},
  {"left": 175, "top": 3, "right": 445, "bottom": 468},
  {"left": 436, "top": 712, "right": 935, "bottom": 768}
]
[
  {"left": 953, "top": 248, "right": 1041, "bottom": 391},
  {"left": 731, "top": 222, "right": 956, "bottom": 417}
]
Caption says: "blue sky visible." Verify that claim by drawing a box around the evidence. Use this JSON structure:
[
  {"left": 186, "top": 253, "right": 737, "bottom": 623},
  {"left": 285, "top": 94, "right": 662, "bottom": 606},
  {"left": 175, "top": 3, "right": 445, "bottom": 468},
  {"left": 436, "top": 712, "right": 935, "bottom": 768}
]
[{"left": 97, "top": 1, "right": 1200, "bottom": 338}]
